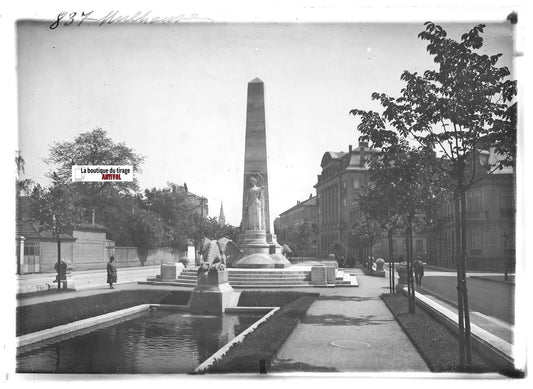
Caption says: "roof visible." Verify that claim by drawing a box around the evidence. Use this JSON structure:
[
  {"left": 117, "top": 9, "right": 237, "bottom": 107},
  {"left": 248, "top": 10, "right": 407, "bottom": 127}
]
[
  {"left": 320, "top": 151, "right": 347, "bottom": 167},
  {"left": 16, "top": 221, "right": 76, "bottom": 241},
  {"left": 16, "top": 221, "right": 40, "bottom": 239},
  {"left": 74, "top": 222, "right": 108, "bottom": 232},
  {"left": 279, "top": 196, "right": 318, "bottom": 216},
  {"left": 249, "top": 77, "right": 263, "bottom": 84}
]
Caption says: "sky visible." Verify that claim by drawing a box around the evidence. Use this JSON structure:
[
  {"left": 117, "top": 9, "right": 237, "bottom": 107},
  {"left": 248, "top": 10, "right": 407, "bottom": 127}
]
[{"left": 17, "top": 20, "right": 513, "bottom": 228}]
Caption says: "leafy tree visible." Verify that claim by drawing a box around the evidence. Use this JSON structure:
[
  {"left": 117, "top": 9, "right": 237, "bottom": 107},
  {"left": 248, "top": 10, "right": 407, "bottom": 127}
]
[
  {"left": 293, "top": 223, "right": 315, "bottom": 260},
  {"left": 46, "top": 128, "right": 145, "bottom": 214},
  {"left": 357, "top": 176, "right": 402, "bottom": 293},
  {"left": 350, "top": 219, "right": 384, "bottom": 270},
  {"left": 128, "top": 209, "right": 164, "bottom": 263},
  {"left": 16, "top": 151, "right": 34, "bottom": 197},
  {"left": 330, "top": 240, "right": 345, "bottom": 261},
  {"left": 350, "top": 22, "right": 516, "bottom": 368},
  {"left": 29, "top": 173, "right": 81, "bottom": 288},
  {"left": 362, "top": 142, "right": 441, "bottom": 311}
]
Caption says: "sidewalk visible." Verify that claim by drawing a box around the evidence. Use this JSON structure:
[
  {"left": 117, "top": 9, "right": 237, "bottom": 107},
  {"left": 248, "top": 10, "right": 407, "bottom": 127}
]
[
  {"left": 270, "top": 268, "right": 429, "bottom": 373},
  {"left": 16, "top": 282, "right": 184, "bottom": 307},
  {"left": 16, "top": 265, "right": 160, "bottom": 295}
]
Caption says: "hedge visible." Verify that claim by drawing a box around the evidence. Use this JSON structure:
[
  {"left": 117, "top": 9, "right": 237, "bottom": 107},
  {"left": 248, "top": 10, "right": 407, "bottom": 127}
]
[
  {"left": 17, "top": 289, "right": 191, "bottom": 336},
  {"left": 207, "top": 291, "right": 319, "bottom": 373}
]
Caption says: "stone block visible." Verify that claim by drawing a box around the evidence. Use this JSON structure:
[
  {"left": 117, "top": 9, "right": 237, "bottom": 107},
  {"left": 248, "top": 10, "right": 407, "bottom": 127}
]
[
  {"left": 325, "top": 265, "right": 336, "bottom": 283},
  {"left": 311, "top": 265, "right": 327, "bottom": 285},
  {"left": 160, "top": 263, "right": 185, "bottom": 281},
  {"left": 160, "top": 264, "right": 176, "bottom": 281},
  {"left": 189, "top": 282, "right": 234, "bottom": 315}
]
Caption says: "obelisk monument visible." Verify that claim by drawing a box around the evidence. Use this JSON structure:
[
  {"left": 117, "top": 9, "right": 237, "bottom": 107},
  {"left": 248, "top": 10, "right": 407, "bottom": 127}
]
[{"left": 233, "top": 78, "right": 291, "bottom": 268}]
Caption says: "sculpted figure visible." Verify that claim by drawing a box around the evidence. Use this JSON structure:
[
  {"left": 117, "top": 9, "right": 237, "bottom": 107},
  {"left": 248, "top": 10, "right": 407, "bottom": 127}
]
[
  {"left": 198, "top": 236, "right": 242, "bottom": 268},
  {"left": 199, "top": 237, "right": 224, "bottom": 265},
  {"left": 244, "top": 176, "right": 264, "bottom": 231}
]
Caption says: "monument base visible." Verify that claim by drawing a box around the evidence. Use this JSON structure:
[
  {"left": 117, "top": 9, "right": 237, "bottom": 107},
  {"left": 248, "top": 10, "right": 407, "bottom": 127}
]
[
  {"left": 189, "top": 270, "right": 234, "bottom": 315},
  {"left": 233, "top": 230, "right": 291, "bottom": 268}
]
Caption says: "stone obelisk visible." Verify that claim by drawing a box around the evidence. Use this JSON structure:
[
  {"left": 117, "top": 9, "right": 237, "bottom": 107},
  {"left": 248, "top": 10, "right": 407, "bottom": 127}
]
[{"left": 233, "top": 78, "right": 291, "bottom": 268}]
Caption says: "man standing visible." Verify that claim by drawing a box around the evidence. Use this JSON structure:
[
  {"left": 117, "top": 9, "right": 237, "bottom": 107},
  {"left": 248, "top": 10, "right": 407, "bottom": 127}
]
[
  {"left": 107, "top": 256, "right": 117, "bottom": 289},
  {"left": 413, "top": 257, "right": 424, "bottom": 287}
]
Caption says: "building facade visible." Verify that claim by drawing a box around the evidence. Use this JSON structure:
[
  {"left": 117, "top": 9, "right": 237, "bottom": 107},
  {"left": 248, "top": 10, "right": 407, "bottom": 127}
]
[
  {"left": 275, "top": 195, "right": 318, "bottom": 257},
  {"left": 427, "top": 152, "right": 515, "bottom": 270},
  {"left": 315, "top": 142, "right": 427, "bottom": 261}
]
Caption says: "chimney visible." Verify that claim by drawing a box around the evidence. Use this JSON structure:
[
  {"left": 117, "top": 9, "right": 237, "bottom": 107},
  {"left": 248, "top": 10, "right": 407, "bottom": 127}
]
[
  {"left": 184, "top": 182, "right": 188, "bottom": 192},
  {"left": 349, "top": 145, "right": 352, "bottom": 153},
  {"left": 91, "top": 209, "right": 95, "bottom": 227},
  {"left": 309, "top": 193, "right": 312, "bottom": 199}
]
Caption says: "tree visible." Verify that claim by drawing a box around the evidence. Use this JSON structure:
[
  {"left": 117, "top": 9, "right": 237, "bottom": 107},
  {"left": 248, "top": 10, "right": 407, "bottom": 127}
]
[
  {"left": 363, "top": 142, "right": 441, "bottom": 311},
  {"left": 357, "top": 175, "right": 402, "bottom": 293},
  {"left": 46, "top": 128, "right": 145, "bottom": 217},
  {"left": 350, "top": 22, "right": 516, "bottom": 368},
  {"left": 16, "top": 151, "right": 34, "bottom": 221},
  {"left": 16, "top": 151, "right": 34, "bottom": 197},
  {"left": 293, "top": 223, "right": 314, "bottom": 260},
  {"left": 350, "top": 219, "right": 384, "bottom": 271},
  {"left": 29, "top": 173, "right": 81, "bottom": 289},
  {"left": 128, "top": 209, "right": 165, "bottom": 263}
]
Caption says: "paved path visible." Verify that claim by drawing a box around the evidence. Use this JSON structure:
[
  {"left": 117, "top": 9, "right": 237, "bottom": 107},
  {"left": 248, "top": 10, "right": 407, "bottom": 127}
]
[
  {"left": 17, "top": 265, "right": 161, "bottom": 294},
  {"left": 16, "top": 283, "right": 188, "bottom": 307},
  {"left": 270, "top": 269, "right": 429, "bottom": 373}
]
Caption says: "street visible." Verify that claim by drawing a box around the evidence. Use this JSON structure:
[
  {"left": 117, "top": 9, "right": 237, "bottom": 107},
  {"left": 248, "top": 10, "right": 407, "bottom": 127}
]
[{"left": 420, "top": 274, "right": 514, "bottom": 325}]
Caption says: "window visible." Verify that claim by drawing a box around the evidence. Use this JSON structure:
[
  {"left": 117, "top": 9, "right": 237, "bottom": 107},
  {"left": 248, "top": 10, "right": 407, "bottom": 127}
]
[
  {"left": 343, "top": 198, "right": 347, "bottom": 207},
  {"left": 415, "top": 239, "right": 423, "bottom": 253},
  {"left": 470, "top": 229, "right": 482, "bottom": 249},
  {"left": 353, "top": 178, "right": 360, "bottom": 189},
  {"left": 467, "top": 188, "right": 482, "bottom": 212}
]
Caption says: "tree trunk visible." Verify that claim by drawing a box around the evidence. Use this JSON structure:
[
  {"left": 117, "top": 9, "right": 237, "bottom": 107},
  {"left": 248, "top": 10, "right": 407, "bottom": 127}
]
[
  {"left": 406, "top": 219, "right": 415, "bottom": 313},
  {"left": 460, "top": 189, "right": 473, "bottom": 365},
  {"left": 57, "top": 235, "right": 62, "bottom": 290},
  {"left": 454, "top": 194, "right": 466, "bottom": 367},
  {"left": 388, "top": 229, "right": 394, "bottom": 293}
]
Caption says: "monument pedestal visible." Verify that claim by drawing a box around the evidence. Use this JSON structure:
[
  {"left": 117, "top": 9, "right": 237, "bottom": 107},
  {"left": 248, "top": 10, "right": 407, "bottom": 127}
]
[
  {"left": 233, "top": 230, "right": 291, "bottom": 268},
  {"left": 189, "top": 270, "right": 234, "bottom": 315}
]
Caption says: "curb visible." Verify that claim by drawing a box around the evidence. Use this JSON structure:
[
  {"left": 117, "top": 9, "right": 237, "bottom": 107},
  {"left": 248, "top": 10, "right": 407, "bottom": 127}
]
[
  {"left": 17, "top": 304, "right": 151, "bottom": 348},
  {"left": 403, "top": 287, "right": 515, "bottom": 370},
  {"left": 468, "top": 276, "right": 515, "bottom": 286},
  {"left": 193, "top": 307, "right": 280, "bottom": 373}
]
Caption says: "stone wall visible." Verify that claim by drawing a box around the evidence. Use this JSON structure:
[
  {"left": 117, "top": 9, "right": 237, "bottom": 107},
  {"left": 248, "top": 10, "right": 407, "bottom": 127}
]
[
  {"left": 39, "top": 241, "right": 75, "bottom": 273},
  {"left": 144, "top": 247, "right": 187, "bottom": 266}
]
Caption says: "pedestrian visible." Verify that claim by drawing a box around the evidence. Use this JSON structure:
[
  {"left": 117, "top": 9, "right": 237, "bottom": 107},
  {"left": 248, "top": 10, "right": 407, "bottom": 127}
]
[
  {"left": 414, "top": 257, "right": 424, "bottom": 287},
  {"left": 107, "top": 256, "right": 117, "bottom": 289}
]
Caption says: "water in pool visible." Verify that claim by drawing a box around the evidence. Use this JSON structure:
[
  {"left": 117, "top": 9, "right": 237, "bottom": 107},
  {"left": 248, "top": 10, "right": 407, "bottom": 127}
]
[{"left": 17, "top": 309, "right": 261, "bottom": 373}]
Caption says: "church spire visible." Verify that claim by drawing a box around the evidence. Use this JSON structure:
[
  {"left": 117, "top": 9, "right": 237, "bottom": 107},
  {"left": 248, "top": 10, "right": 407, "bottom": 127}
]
[{"left": 219, "top": 202, "right": 226, "bottom": 226}]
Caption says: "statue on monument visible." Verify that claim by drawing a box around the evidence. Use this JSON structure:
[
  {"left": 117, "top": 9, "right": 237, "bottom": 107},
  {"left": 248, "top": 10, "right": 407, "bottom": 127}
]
[{"left": 243, "top": 175, "right": 264, "bottom": 231}]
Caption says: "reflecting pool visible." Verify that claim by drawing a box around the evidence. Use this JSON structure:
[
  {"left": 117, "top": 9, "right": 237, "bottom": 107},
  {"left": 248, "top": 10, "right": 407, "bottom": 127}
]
[{"left": 17, "top": 309, "right": 261, "bottom": 373}]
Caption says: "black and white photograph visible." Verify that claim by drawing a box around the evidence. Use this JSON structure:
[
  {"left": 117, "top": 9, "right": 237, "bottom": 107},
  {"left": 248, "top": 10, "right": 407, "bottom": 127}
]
[{"left": 2, "top": 0, "right": 529, "bottom": 383}]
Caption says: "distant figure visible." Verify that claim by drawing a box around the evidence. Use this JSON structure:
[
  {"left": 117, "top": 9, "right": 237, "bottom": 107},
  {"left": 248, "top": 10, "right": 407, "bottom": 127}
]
[
  {"left": 413, "top": 257, "right": 425, "bottom": 287},
  {"left": 107, "top": 256, "right": 117, "bottom": 289}
]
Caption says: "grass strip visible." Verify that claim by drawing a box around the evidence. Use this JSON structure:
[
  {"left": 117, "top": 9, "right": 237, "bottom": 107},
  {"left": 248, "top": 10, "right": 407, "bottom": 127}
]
[
  {"left": 207, "top": 292, "right": 319, "bottom": 373},
  {"left": 382, "top": 293, "right": 495, "bottom": 373},
  {"left": 16, "top": 289, "right": 190, "bottom": 336}
]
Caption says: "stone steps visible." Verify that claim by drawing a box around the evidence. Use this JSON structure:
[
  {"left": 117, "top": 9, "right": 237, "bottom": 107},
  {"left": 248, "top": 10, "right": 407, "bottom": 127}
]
[{"left": 141, "top": 267, "right": 358, "bottom": 288}]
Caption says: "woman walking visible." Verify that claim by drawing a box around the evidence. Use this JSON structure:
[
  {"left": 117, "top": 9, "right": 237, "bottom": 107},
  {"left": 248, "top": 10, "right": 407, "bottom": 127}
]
[{"left": 107, "top": 256, "right": 117, "bottom": 289}]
